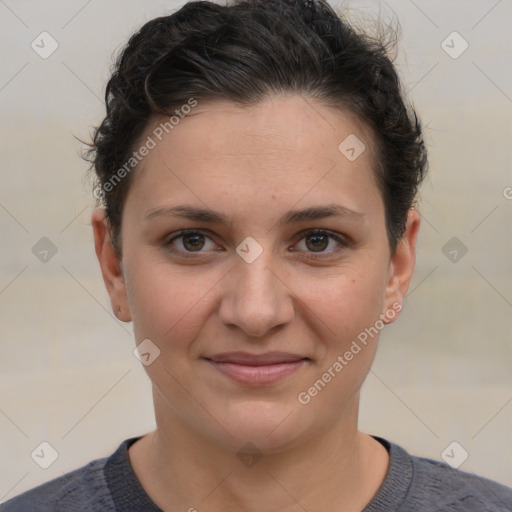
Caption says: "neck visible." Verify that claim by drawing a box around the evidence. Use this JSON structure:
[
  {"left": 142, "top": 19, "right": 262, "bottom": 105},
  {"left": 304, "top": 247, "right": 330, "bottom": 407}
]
[{"left": 128, "top": 390, "right": 389, "bottom": 512}]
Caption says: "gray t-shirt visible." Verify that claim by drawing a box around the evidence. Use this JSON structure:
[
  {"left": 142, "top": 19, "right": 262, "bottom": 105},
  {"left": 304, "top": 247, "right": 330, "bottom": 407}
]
[{"left": 2, "top": 436, "right": 512, "bottom": 511}]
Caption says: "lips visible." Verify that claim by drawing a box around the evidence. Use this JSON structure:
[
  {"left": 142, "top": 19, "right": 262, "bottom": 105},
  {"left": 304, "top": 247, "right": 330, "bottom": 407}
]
[
  {"left": 203, "top": 352, "right": 309, "bottom": 386},
  {"left": 205, "top": 351, "right": 308, "bottom": 365}
]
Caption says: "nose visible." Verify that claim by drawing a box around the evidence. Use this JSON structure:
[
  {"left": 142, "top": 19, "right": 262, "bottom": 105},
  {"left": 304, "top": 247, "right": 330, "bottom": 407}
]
[{"left": 218, "top": 249, "right": 295, "bottom": 339}]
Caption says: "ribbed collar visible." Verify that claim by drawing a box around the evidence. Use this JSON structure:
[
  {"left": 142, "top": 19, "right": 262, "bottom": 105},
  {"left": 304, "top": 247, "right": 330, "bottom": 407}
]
[{"left": 104, "top": 435, "right": 413, "bottom": 511}]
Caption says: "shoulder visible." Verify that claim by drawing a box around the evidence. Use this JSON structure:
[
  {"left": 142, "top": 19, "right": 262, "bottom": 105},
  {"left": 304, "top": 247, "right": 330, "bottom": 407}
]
[
  {"left": 412, "top": 454, "right": 512, "bottom": 511},
  {"left": 0, "top": 456, "right": 113, "bottom": 512},
  {"left": 390, "top": 439, "right": 512, "bottom": 511}
]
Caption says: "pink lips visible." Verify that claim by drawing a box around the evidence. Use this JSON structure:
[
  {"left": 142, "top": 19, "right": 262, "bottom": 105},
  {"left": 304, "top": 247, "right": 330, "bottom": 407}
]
[{"left": 204, "top": 351, "right": 308, "bottom": 386}]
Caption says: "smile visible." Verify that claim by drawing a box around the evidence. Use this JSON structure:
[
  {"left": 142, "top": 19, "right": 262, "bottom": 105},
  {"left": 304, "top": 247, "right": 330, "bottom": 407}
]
[{"left": 203, "top": 352, "right": 309, "bottom": 386}]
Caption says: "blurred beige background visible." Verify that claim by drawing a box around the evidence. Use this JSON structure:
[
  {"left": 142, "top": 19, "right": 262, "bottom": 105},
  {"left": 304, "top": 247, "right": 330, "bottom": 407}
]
[{"left": 1, "top": 0, "right": 511, "bottom": 502}]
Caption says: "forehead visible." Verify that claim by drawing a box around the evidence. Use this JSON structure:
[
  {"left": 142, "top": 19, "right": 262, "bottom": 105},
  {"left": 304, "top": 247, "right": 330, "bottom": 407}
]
[
  {"left": 125, "top": 94, "right": 382, "bottom": 219},
  {"left": 146, "top": 94, "right": 377, "bottom": 166}
]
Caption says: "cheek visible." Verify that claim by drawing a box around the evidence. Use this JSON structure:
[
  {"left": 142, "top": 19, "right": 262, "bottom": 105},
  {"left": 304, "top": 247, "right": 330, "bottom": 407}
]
[
  {"left": 293, "top": 270, "right": 388, "bottom": 413},
  {"left": 126, "top": 253, "right": 389, "bottom": 346},
  {"left": 292, "top": 263, "right": 388, "bottom": 344},
  {"left": 126, "top": 258, "right": 220, "bottom": 349}
]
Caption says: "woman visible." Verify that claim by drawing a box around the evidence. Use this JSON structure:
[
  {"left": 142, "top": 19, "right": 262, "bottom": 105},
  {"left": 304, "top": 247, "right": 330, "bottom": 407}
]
[{"left": 3, "top": 0, "right": 512, "bottom": 510}]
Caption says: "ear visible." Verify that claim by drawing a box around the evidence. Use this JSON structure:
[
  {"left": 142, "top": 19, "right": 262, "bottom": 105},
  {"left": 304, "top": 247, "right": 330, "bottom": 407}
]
[
  {"left": 91, "top": 208, "right": 132, "bottom": 322},
  {"left": 382, "top": 208, "right": 420, "bottom": 324}
]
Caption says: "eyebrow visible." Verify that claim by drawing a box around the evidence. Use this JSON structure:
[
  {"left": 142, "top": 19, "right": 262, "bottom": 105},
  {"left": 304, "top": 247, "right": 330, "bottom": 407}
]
[{"left": 143, "top": 203, "right": 365, "bottom": 227}]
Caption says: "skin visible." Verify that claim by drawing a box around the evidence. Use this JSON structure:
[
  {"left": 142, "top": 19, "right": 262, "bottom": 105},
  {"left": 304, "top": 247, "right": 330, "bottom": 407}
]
[{"left": 92, "top": 94, "right": 420, "bottom": 511}]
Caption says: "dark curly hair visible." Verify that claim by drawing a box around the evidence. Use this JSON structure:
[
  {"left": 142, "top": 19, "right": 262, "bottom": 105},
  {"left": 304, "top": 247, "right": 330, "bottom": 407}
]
[{"left": 83, "top": 0, "right": 428, "bottom": 256}]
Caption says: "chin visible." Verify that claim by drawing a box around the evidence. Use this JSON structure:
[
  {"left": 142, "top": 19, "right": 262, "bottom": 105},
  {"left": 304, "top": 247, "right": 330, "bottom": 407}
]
[{"left": 208, "top": 401, "right": 309, "bottom": 453}]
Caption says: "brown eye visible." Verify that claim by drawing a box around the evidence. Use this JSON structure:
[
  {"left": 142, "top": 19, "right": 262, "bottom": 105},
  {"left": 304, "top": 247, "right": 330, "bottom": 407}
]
[
  {"left": 166, "top": 230, "right": 216, "bottom": 254},
  {"left": 305, "top": 233, "right": 330, "bottom": 252},
  {"left": 293, "top": 229, "right": 349, "bottom": 258},
  {"left": 181, "top": 232, "right": 205, "bottom": 251}
]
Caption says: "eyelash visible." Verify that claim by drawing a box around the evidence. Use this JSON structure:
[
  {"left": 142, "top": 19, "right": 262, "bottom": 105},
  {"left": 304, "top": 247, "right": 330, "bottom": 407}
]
[{"left": 165, "top": 229, "right": 350, "bottom": 260}]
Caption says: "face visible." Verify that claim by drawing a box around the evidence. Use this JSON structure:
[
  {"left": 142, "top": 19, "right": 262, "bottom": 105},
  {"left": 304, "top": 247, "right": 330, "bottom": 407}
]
[{"left": 93, "top": 94, "right": 419, "bottom": 454}]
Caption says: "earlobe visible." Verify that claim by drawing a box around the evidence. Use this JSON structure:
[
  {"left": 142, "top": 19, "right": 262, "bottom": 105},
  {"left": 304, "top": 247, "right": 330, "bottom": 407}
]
[
  {"left": 91, "top": 208, "right": 132, "bottom": 322},
  {"left": 382, "top": 209, "right": 421, "bottom": 324}
]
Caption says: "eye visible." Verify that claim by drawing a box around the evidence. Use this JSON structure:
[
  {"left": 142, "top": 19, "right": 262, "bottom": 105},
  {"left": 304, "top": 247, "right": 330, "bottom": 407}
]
[
  {"left": 166, "top": 230, "right": 218, "bottom": 254},
  {"left": 165, "top": 228, "right": 350, "bottom": 258},
  {"left": 292, "top": 229, "right": 349, "bottom": 258}
]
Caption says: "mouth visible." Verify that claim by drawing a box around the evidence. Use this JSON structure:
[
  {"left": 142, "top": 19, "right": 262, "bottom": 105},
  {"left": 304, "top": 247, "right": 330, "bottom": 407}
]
[{"left": 203, "top": 352, "right": 310, "bottom": 386}]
